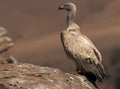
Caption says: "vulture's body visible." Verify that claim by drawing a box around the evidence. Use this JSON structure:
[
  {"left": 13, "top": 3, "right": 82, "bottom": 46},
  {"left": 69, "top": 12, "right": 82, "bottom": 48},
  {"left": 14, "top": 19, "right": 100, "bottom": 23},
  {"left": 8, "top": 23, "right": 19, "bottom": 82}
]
[{"left": 59, "top": 2, "right": 108, "bottom": 88}]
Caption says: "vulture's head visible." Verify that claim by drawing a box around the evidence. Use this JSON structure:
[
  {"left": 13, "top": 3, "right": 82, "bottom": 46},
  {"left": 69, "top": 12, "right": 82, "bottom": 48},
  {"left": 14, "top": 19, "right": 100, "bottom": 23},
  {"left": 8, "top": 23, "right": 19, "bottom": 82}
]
[{"left": 59, "top": 2, "right": 76, "bottom": 12}]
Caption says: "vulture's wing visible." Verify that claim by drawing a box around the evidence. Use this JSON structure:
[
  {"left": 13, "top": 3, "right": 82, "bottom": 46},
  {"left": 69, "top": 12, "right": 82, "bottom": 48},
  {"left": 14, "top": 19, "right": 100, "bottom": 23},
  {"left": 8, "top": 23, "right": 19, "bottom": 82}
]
[
  {"left": 75, "top": 35, "right": 108, "bottom": 83},
  {"left": 82, "top": 35, "right": 102, "bottom": 62}
]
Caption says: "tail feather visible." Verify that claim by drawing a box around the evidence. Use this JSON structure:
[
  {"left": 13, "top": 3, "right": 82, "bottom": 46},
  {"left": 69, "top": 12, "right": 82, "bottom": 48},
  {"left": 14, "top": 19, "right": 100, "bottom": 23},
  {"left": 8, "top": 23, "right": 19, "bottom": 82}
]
[
  {"left": 97, "top": 64, "right": 108, "bottom": 79},
  {"left": 76, "top": 60, "right": 108, "bottom": 88},
  {"left": 92, "top": 63, "right": 108, "bottom": 84}
]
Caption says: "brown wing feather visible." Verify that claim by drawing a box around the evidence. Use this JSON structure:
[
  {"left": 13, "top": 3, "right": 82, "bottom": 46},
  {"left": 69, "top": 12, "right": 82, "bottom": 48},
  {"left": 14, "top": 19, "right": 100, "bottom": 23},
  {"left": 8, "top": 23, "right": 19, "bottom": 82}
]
[
  {"left": 82, "top": 35, "right": 102, "bottom": 62},
  {"left": 81, "top": 35, "right": 108, "bottom": 80}
]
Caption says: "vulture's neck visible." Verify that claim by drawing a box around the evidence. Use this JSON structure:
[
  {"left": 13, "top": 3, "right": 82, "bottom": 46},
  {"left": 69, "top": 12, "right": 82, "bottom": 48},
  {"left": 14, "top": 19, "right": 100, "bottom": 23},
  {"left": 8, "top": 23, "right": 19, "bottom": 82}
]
[{"left": 67, "top": 10, "right": 76, "bottom": 27}]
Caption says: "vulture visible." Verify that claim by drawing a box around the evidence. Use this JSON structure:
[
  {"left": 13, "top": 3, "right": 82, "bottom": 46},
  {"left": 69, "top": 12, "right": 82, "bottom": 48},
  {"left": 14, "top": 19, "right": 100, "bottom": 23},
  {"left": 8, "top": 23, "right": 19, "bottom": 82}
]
[{"left": 59, "top": 2, "right": 108, "bottom": 88}]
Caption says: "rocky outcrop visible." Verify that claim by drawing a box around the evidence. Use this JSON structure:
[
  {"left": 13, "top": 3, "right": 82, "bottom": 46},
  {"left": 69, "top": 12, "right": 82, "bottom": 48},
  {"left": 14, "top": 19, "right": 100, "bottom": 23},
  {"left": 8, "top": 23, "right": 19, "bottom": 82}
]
[
  {"left": 0, "top": 63, "right": 96, "bottom": 89},
  {"left": 0, "top": 27, "right": 17, "bottom": 64},
  {"left": 0, "top": 27, "right": 13, "bottom": 53}
]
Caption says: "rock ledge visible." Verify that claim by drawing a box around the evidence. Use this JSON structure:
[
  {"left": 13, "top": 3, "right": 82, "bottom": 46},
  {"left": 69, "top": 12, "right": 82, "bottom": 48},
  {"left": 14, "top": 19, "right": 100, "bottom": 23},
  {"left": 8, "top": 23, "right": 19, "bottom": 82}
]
[{"left": 0, "top": 63, "right": 96, "bottom": 89}]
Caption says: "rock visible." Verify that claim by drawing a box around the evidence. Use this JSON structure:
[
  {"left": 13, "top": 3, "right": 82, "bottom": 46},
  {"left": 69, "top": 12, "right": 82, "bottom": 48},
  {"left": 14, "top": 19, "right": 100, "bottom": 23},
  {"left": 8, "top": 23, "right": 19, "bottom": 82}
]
[
  {"left": 0, "top": 27, "right": 17, "bottom": 64},
  {"left": 5, "top": 56, "right": 18, "bottom": 64},
  {"left": 0, "top": 56, "right": 18, "bottom": 64},
  {"left": 0, "top": 36, "right": 13, "bottom": 53},
  {"left": 0, "top": 27, "right": 13, "bottom": 53},
  {"left": 0, "top": 63, "right": 96, "bottom": 89},
  {"left": 0, "top": 27, "right": 7, "bottom": 37}
]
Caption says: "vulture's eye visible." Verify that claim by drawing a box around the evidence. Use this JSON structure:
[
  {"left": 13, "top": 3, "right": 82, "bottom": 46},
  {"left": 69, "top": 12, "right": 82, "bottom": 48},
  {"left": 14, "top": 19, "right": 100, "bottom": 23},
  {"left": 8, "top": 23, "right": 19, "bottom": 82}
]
[{"left": 65, "top": 5, "right": 69, "bottom": 6}]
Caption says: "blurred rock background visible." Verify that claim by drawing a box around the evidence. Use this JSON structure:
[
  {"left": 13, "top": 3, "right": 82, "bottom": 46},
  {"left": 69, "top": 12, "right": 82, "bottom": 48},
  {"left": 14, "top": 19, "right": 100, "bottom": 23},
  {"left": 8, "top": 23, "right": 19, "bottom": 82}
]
[
  {"left": 0, "top": 27, "right": 17, "bottom": 64},
  {"left": 0, "top": 0, "right": 119, "bottom": 89}
]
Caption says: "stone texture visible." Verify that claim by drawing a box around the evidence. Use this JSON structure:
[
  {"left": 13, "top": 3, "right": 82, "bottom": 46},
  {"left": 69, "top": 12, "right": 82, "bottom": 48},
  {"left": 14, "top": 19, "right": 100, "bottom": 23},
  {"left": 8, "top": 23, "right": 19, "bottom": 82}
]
[
  {"left": 0, "top": 63, "right": 96, "bottom": 89},
  {"left": 0, "top": 27, "right": 17, "bottom": 64}
]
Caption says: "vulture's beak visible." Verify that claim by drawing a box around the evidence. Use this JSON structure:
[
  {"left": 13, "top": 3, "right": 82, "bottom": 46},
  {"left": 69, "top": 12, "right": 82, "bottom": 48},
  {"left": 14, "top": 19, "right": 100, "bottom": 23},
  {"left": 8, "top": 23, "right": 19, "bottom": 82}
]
[{"left": 58, "top": 5, "right": 64, "bottom": 10}]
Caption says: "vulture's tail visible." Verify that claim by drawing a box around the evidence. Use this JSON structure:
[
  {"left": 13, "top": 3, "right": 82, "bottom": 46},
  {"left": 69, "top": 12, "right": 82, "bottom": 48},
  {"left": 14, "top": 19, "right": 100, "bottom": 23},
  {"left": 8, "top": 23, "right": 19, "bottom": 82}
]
[{"left": 96, "top": 63, "right": 109, "bottom": 81}]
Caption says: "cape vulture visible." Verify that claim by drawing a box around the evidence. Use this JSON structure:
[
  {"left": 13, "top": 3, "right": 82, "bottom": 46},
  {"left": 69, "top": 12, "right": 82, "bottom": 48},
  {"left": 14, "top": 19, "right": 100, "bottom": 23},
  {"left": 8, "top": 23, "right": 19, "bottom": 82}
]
[{"left": 59, "top": 2, "right": 108, "bottom": 88}]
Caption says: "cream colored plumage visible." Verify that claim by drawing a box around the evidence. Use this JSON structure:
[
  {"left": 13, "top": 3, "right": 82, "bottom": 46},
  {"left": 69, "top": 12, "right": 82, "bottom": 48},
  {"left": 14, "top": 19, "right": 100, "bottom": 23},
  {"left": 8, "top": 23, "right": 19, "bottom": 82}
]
[{"left": 59, "top": 2, "right": 108, "bottom": 88}]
